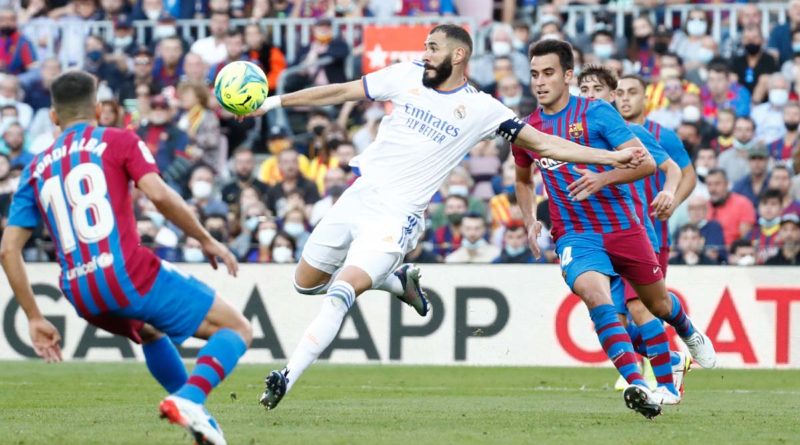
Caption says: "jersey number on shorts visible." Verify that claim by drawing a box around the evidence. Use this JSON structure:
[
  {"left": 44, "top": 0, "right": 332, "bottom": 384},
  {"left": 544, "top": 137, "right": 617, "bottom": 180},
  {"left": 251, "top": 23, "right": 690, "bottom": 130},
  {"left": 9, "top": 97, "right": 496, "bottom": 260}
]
[
  {"left": 559, "top": 246, "right": 573, "bottom": 266},
  {"left": 40, "top": 163, "right": 115, "bottom": 253}
]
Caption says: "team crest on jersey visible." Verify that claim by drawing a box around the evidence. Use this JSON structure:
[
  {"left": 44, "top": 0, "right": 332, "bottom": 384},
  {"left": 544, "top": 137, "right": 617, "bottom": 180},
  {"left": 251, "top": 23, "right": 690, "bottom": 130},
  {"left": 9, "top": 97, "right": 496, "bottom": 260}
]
[
  {"left": 568, "top": 122, "right": 584, "bottom": 139},
  {"left": 454, "top": 104, "right": 466, "bottom": 120}
]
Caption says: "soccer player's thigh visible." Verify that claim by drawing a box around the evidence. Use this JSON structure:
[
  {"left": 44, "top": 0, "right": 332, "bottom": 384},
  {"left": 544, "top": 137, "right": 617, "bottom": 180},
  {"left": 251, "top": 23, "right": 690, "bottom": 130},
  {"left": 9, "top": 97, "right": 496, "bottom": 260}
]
[
  {"left": 83, "top": 313, "right": 147, "bottom": 344},
  {"left": 657, "top": 248, "right": 670, "bottom": 279},
  {"left": 556, "top": 232, "right": 617, "bottom": 307},
  {"left": 345, "top": 213, "right": 421, "bottom": 289}
]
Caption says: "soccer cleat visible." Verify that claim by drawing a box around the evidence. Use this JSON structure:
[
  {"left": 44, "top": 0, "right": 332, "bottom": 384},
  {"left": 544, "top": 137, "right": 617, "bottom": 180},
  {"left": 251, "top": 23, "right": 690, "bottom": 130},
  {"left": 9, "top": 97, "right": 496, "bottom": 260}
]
[
  {"left": 159, "top": 395, "right": 227, "bottom": 445},
  {"left": 681, "top": 330, "right": 717, "bottom": 369},
  {"left": 393, "top": 264, "right": 430, "bottom": 316},
  {"left": 623, "top": 384, "right": 662, "bottom": 419},
  {"left": 672, "top": 351, "right": 692, "bottom": 397},
  {"left": 652, "top": 386, "right": 681, "bottom": 405},
  {"left": 259, "top": 369, "right": 288, "bottom": 411},
  {"left": 614, "top": 374, "right": 627, "bottom": 391}
]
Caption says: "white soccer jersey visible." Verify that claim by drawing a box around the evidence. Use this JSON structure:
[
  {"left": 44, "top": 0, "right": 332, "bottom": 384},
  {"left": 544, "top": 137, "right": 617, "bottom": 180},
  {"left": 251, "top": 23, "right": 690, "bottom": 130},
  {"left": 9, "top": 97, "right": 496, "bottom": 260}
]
[{"left": 354, "top": 61, "right": 522, "bottom": 215}]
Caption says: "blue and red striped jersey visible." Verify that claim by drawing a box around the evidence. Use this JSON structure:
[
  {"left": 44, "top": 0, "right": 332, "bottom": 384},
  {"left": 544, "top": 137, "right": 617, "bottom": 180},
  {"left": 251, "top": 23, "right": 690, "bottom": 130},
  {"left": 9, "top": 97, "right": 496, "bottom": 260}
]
[
  {"left": 627, "top": 123, "right": 667, "bottom": 252},
  {"left": 8, "top": 123, "right": 162, "bottom": 317},
  {"left": 512, "top": 95, "right": 640, "bottom": 241},
  {"left": 643, "top": 119, "right": 691, "bottom": 251}
]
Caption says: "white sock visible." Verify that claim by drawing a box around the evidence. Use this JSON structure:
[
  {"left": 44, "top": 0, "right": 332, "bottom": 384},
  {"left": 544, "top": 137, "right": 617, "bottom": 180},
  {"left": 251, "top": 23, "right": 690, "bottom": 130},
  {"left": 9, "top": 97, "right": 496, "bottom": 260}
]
[
  {"left": 284, "top": 281, "right": 355, "bottom": 392},
  {"left": 375, "top": 272, "right": 404, "bottom": 296}
]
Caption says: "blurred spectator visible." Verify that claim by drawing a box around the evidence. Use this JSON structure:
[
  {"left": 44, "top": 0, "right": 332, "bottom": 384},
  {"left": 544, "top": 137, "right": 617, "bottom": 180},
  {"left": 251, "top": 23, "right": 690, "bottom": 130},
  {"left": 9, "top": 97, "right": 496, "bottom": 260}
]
[
  {"left": 429, "top": 194, "right": 467, "bottom": 259},
  {"left": 751, "top": 74, "right": 789, "bottom": 143},
  {"left": 670, "top": 9, "right": 710, "bottom": 67},
  {"left": 176, "top": 81, "right": 221, "bottom": 169},
  {"left": 693, "top": 147, "right": 717, "bottom": 197},
  {"left": 281, "top": 206, "right": 309, "bottom": 256},
  {"left": 590, "top": 30, "right": 616, "bottom": 63},
  {"left": 445, "top": 213, "right": 499, "bottom": 263},
  {"left": 720, "top": 3, "right": 761, "bottom": 59},
  {"left": 181, "top": 236, "right": 206, "bottom": 263},
  {"left": 706, "top": 168, "right": 756, "bottom": 246},
  {"left": 403, "top": 241, "right": 439, "bottom": 264},
  {"left": 208, "top": 29, "right": 246, "bottom": 84},
  {"left": 779, "top": 27, "right": 800, "bottom": 83},
  {"left": 109, "top": 14, "right": 138, "bottom": 57},
  {"left": 767, "top": 165, "right": 800, "bottom": 214},
  {"left": 265, "top": 149, "right": 320, "bottom": 217},
  {"left": 709, "top": 108, "right": 736, "bottom": 153},
  {"left": 22, "top": 58, "right": 60, "bottom": 112},
  {"left": 3, "top": 122, "right": 31, "bottom": 168},
  {"left": 190, "top": 10, "right": 229, "bottom": 66},
  {"left": 245, "top": 217, "right": 278, "bottom": 263},
  {"left": 684, "top": 36, "right": 719, "bottom": 86},
  {"left": 221, "top": 146, "right": 270, "bottom": 205},
  {"left": 244, "top": 23, "right": 287, "bottom": 91},
  {"left": 153, "top": 35, "right": 185, "bottom": 90},
  {"left": 627, "top": 16, "right": 657, "bottom": 79},
  {"left": 732, "top": 144, "right": 770, "bottom": 207},
  {"left": 646, "top": 53, "right": 700, "bottom": 116},
  {"left": 309, "top": 168, "right": 346, "bottom": 226},
  {"left": 765, "top": 213, "right": 800, "bottom": 265},
  {"left": 258, "top": 125, "right": 308, "bottom": 186},
  {"left": 768, "top": 0, "right": 800, "bottom": 65},
  {"left": 492, "top": 221, "right": 538, "bottom": 264},
  {"left": 676, "top": 121, "right": 702, "bottom": 157},
  {"left": 351, "top": 103, "right": 383, "bottom": 153},
  {"left": 119, "top": 48, "right": 155, "bottom": 102},
  {"left": 295, "top": 18, "right": 349, "bottom": 88},
  {"left": 749, "top": 189, "right": 784, "bottom": 264},
  {"left": 188, "top": 165, "right": 229, "bottom": 215},
  {"left": 136, "top": 94, "right": 190, "bottom": 187},
  {"left": 732, "top": 26, "right": 778, "bottom": 96},
  {"left": 83, "top": 34, "right": 125, "bottom": 96},
  {"left": 181, "top": 52, "right": 208, "bottom": 85},
  {"left": 767, "top": 102, "right": 800, "bottom": 161},
  {"left": 98, "top": 99, "right": 124, "bottom": 127},
  {"left": 133, "top": 0, "right": 172, "bottom": 21},
  {"left": 430, "top": 167, "right": 486, "bottom": 228},
  {"left": 718, "top": 116, "right": 757, "bottom": 184},
  {"left": 728, "top": 238, "right": 756, "bottom": 266},
  {"left": 470, "top": 23, "right": 530, "bottom": 89},
  {"left": 0, "top": 75, "right": 33, "bottom": 129},
  {"left": 399, "top": 0, "right": 455, "bottom": 16},
  {"left": 333, "top": 141, "right": 356, "bottom": 181},
  {"left": 495, "top": 74, "right": 535, "bottom": 116},
  {"left": 700, "top": 61, "right": 751, "bottom": 120},
  {"left": 231, "top": 199, "right": 270, "bottom": 258},
  {"left": 269, "top": 231, "right": 297, "bottom": 263},
  {"left": 0, "top": 8, "right": 37, "bottom": 75},
  {"left": 669, "top": 224, "right": 717, "bottom": 265},
  {"left": 203, "top": 212, "right": 230, "bottom": 245},
  {"left": 685, "top": 194, "right": 726, "bottom": 263},
  {"left": 0, "top": 152, "right": 15, "bottom": 195}
]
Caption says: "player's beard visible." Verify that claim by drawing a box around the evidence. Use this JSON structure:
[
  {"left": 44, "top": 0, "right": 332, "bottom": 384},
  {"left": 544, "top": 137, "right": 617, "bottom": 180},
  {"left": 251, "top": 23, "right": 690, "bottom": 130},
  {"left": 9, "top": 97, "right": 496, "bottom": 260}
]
[{"left": 422, "top": 55, "right": 453, "bottom": 89}]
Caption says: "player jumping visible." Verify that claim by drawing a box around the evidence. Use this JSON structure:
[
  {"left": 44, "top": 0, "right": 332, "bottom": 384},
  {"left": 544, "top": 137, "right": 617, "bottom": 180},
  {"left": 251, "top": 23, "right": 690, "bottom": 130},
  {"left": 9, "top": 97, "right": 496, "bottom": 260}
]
[
  {"left": 0, "top": 71, "right": 251, "bottom": 445},
  {"left": 514, "top": 40, "right": 714, "bottom": 419},
  {"left": 577, "top": 66, "right": 694, "bottom": 404},
  {"left": 241, "top": 24, "right": 645, "bottom": 411}
]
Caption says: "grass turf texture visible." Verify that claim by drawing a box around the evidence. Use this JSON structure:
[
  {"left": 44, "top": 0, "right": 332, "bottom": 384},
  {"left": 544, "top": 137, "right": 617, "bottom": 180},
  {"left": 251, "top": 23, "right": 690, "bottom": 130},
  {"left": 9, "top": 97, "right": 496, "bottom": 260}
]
[{"left": 0, "top": 363, "right": 797, "bottom": 445}]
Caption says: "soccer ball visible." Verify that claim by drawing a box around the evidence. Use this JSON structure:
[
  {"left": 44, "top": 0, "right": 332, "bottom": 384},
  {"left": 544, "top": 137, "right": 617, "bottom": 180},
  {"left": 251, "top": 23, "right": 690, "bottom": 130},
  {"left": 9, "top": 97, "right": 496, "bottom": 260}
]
[{"left": 214, "top": 60, "right": 269, "bottom": 115}]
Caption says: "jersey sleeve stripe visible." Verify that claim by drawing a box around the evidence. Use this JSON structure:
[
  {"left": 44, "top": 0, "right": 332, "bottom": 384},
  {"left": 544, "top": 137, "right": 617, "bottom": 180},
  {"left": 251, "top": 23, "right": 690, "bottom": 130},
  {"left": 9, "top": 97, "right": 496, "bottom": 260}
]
[{"left": 361, "top": 76, "right": 374, "bottom": 101}]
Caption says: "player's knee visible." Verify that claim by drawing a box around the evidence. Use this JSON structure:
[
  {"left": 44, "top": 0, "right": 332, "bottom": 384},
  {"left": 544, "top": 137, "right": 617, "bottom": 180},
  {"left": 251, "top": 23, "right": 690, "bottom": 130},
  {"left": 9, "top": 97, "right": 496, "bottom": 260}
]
[
  {"left": 232, "top": 316, "right": 253, "bottom": 347},
  {"left": 581, "top": 290, "right": 610, "bottom": 307},
  {"left": 293, "top": 277, "right": 326, "bottom": 295},
  {"left": 627, "top": 300, "right": 652, "bottom": 323},
  {"left": 293, "top": 269, "right": 329, "bottom": 293}
]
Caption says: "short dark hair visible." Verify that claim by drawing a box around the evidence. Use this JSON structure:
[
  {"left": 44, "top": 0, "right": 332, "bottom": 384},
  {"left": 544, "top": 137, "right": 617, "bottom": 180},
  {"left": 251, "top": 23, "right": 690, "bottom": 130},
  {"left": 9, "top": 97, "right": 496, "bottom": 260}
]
[
  {"left": 708, "top": 60, "right": 730, "bottom": 75},
  {"left": 444, "top": 193, "right": 469, "bottom": 208},
  {"left": 735, "top": 115, "right": 755, "bottom": 129},
  {"left": 661, "top": 52, "right": 683, "bottom": 66},
  {"left": 429, "top": 24, "right": 473, "bottom": 55},
  {"left": 678, "top": 223, "right": 701, "bottom": 236},
  {"left": 729, "top": 238, "right": 753, "bottom": 255},
  {"left": 226, "top": 28, "right": 243, "bottom": 39},
  {"left": 50, "top": 71, "right": 97, "bottom": 122},
  {"left": 528, "top": 39, "right": 574, "bottom": 73},
  {"left": 578, "top": 65, "right": 617, "bottom": 90},
  {"left": 771, "top": 164, "right": 792, "bottom": 177},
  {"left": 706, "top": 167, "right": 728, "bottom": 182},
  {"left": 760, "top": 188, "right": 784, "bottom": 204},
  {"left": 618, "top": 74, "right": 648, "bottom": 90},
  {"left": 591, "top": 30, "right": 613, "bottom": 42}
]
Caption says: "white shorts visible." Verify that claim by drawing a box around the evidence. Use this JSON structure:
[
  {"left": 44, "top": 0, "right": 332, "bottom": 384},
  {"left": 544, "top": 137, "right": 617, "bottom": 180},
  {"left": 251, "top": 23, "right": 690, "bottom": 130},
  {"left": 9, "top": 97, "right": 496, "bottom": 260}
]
[{"left": 301, "top": 179, "right": 424, "bottom": 283}]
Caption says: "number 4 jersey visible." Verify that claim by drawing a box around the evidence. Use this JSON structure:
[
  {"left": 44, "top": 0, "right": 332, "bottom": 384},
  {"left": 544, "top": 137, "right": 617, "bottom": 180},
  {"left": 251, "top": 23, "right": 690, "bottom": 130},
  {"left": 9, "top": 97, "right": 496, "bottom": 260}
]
[{"left": 8, "top": 123, "right": 162, "bottom": 317}]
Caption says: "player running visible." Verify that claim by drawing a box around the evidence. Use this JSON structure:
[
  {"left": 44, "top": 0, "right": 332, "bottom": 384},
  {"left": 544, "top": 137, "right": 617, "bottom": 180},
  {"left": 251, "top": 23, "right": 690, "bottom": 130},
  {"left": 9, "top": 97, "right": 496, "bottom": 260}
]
[
  {"left": 0, "top": 71, "right": 251, "bottom": 445},
  {"left": 513, "top": 40, "right": 714, "bottom": 418},
  {"left": 577, "top": 66, "right": 693, "bottom": 404},
  {"left": 240, "top": 24, "right": 645, "bottom": 411}
]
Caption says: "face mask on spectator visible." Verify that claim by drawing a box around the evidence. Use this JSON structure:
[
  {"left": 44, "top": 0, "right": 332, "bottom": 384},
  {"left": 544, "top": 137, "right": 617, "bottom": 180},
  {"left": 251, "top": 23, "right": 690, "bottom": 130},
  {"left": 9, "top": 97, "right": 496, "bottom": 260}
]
[
  {"left": 694, "top": 47, "right": 714, "bottom": 64},
  {"left": 271, "top": 246, "right": 294, "bottom": 263},
  {"left": 505, "top": 245, "right": 527, "bottom": 257},
  {"left": 113, "top": 36, "right": 133, "bottom": 49},
  {"left": 492, "top": 41, "right": 511, "bottom": 57},
  {"left": 311, "top": 124, "right": 326, "bottom": 136},
  {"left": 503, "top": 94, "right": 522, "bottom": 107},
  {"left": 245, "top": 216, "right": 261, "bottom": 232},
  {"left": 695, "top": 165, "right": 709, "bottom": 178},
  {"left": 209, "top": 229, "right": 226, "bottom": 242},
  {"left": 283, "top": 222, "right": 306, "bottom": 238},
  {"left": 447, "top": 213, "right": 464, "bottom": 226},
  {"left": 183, "top": 247, "right": 205, "bottom": 263},
  {"left": 732, "top": 138, "right": 752, "bottom": 150},
  {"left": 686, "top": 19, "right": 707, "bottom": 37},
  {"left": 87, "top": 50, "right": 104, "bottom": 63},
  {"left": 744, "top": 43, "right": 761, "bottom": 56},
  {"left": 149, "top": 113, "right": 169, "bottom": 126},
  {"left": 654, "top": 41, "right": 668, "bottom": 54},
  {"left": 793, "top": 42, "right": 800, "bottom": 53},
  {"left": 737, "top": 254, "right": 755, "bottom": 266},
  {"left": 154, "top": 26, "right": 177, "bottom": 39},
  {"left": 461, "top": 238, "right": 486, "bottom": 250},
  {"left": 258, "top": 228, "right": 276, "bottom": 246},
  {"left": 681, "top": 105, "right": 701, "bottom": 123},
  {"left": 593, "top": 43, "right": 614, "bottom": 60},
  {"left": 145, "top": 211, "right": 165, "bottom": 228},
  {"left": 786, "top": 121, "right": 800, "bottom": 132},
  {"left": 540, "top": 33, "right": 561, "bottom": 41},
  {"left": 448, "top": 185, "right": 469, "bottom": 197},
  {"left": 191, "top": 180, "right": 213, "bottom": 200},
  {"left": 768, "top": 89, "right": 789, "bottom": 107},
  {"left": 144, "top": 9, "right": 162, "bottom": 20},
  {"left": 154, "top": 227, "right": 178, "bottom": 248},
  {"left": 759, "top": 216, "right": 781, "bottom": 228}
]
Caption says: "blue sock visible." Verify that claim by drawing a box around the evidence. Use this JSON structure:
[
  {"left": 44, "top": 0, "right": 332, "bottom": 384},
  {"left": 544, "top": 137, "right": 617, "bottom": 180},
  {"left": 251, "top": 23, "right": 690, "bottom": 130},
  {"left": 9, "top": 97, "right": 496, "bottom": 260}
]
[
  {"left": 175, "top": 328, "right": 247, "bottom": 404},
  {"left": 143, "top": 336, "right": 187, "bottom": 393},
  {"left": 664, "top": 292, "right": 695, "bottom": 338},
  {"left": 670, "top": 351, "right": 681, "bottom": 366},
  {"left": 639, "top": 319, "right": 678, "bottom": 395},
  {"left": 625, "top": 322, "right": 648, "bottom": 357},
  {"left": 589, "top": 305, "right": 646, "bottom": 387}
]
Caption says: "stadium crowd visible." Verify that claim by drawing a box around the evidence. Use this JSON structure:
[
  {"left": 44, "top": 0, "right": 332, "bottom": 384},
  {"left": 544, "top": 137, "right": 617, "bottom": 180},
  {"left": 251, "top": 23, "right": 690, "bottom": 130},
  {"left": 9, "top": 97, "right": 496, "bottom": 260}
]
[{"left": 0, "top": 0, "right": 798, "bottom": 266}]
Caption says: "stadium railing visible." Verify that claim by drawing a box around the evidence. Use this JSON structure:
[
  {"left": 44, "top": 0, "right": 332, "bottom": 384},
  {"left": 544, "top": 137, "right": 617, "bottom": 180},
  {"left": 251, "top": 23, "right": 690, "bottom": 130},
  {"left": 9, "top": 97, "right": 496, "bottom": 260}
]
[{"left": 543, "top": 2, "right": 789, "bottom": 44}]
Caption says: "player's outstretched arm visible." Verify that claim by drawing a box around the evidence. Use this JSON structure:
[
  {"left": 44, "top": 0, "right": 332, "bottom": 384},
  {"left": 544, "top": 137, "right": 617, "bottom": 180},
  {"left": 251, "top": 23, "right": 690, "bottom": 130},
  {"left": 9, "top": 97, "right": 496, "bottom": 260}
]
[
  {"left": 567, "top": 138, "right": 657, "bottom": 201},
  {"left": 651, "top": 158, "right": 682, "bottom": 220},
  {"left": 240, "top": 80, "right": 367, "bottom": 119},
  {"left": 515, "top": 164, "right": 542, "bottom": 260},
  {"left": 671, "top": 164, "right": 697, "bottom": 215},
  {"left": 515, "top": 124, "right": 648, "bottom": 169},
  {"left": 0, "top": 226, "right": 62, "bottom": 363},
  {"left": 137, "top": 173, "right": 239, "bottom": 277}
]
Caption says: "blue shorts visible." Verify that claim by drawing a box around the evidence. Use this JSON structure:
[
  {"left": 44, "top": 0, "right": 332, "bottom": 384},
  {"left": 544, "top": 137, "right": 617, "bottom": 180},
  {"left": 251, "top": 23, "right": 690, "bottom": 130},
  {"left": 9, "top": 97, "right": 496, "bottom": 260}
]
[
  {"left": 111, "top": 262, "right": 216, "bottom": 344},
  {"left": 555, "top": 232, "right": 618, "bottom": 290}
]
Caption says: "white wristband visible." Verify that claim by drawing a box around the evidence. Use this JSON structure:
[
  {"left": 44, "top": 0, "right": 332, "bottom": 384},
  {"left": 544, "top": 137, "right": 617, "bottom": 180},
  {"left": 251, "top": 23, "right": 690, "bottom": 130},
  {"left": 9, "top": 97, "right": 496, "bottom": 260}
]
[{"left": 261, "top": 95, "right": 282, "bottom": 112}]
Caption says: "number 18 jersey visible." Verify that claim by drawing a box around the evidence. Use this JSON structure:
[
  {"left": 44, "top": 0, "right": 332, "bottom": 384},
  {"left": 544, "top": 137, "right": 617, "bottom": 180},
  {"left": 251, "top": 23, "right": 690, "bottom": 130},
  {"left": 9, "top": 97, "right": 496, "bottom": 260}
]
[{"left": 8, "top": 123, "right": 162, "bottom": 317}]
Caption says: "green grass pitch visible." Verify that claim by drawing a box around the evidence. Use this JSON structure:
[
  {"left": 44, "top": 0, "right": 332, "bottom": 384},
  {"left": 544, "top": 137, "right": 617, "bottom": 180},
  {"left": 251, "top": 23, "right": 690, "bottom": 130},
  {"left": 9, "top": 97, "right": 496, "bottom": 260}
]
[{"left": 1, "top": 362, "right": 798, "bottom": 444}]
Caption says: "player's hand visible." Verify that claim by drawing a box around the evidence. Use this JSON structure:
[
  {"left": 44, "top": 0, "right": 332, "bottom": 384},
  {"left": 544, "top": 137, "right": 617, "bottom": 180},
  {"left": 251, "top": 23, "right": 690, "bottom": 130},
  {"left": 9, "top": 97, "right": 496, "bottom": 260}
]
[
  {"left": 234, "top": 95, "right": 281, "bottom": 122},
  {"left": 201, "top": 238, "right": 239, "bottom": 277},
  {"left": 526, "top": 221, "right": 543, "bottom": 260},
  {"left": 611, "top": 147, "right": 646, "bottom": 169},
  {"left": 568, "top": 168, "right": 607, "bottom": 201},
  {"left": 650, "top": 191, "right": 675, "bottom": 220},
  {"left": 29, "top": 317, "right": 62, "bottom": 363}
]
